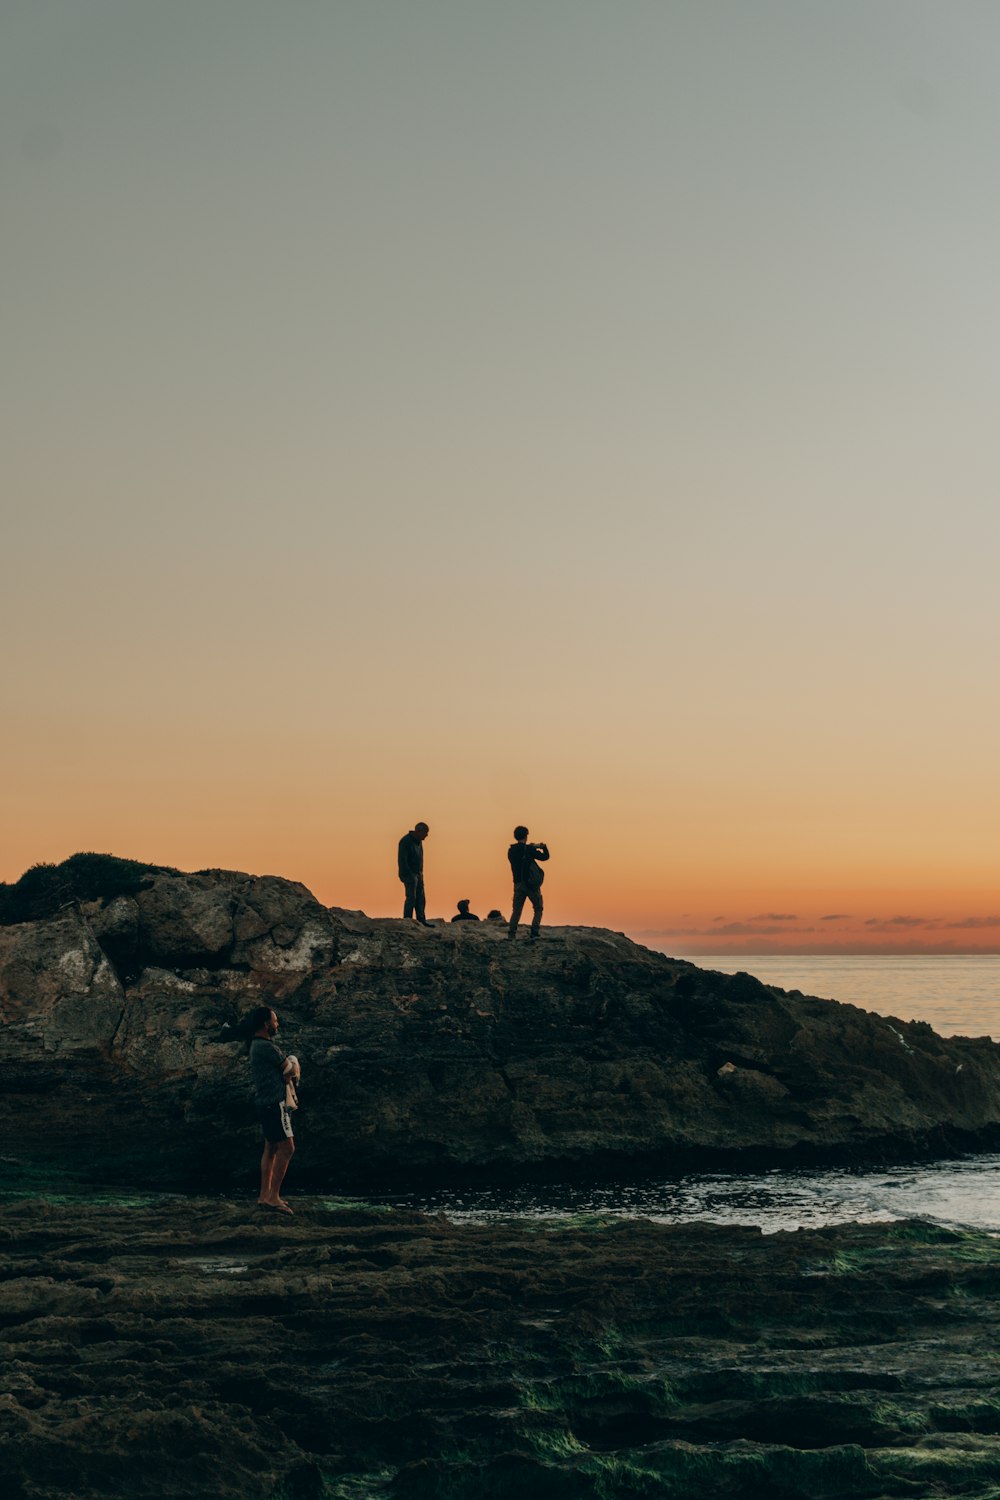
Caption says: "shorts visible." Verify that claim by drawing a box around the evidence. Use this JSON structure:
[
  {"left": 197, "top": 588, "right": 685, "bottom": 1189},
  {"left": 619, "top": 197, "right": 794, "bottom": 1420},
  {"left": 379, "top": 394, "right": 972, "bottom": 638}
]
[{"left": 257, "top": 1102, "right": 295, "bottom": 1144}]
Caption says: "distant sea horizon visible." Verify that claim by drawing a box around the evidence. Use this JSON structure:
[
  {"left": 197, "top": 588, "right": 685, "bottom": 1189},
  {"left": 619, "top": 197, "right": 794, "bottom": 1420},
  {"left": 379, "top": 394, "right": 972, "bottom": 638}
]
[
  {"left": 630, "top": 948, "right": 1000, "bottom": 1042},
  {"left": 630, "top": 937, "right": 1000, "bottom": 958}
]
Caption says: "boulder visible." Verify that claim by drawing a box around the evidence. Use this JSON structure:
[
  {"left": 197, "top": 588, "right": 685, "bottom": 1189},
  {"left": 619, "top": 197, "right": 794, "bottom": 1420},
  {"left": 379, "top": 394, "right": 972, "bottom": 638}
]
[{"left": 0, "top": 909, "right": 123, "bottom": 1053}]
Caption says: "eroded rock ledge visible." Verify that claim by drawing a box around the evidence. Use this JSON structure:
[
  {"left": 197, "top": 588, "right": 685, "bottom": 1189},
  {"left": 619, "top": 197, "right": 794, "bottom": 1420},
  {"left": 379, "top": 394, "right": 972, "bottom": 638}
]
[
  {"left": 2, "top": 1198, "right": 1000, "bottom": 1499},
  {"left": 1, "top": 861, "right": 999, "bottom": 1188}
]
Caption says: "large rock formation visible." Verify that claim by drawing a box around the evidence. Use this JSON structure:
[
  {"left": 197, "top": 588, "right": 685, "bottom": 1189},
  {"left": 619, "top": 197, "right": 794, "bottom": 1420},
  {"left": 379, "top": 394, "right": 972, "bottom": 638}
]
[{"left": 2, "top": 861, "right": 1000, "bottom": 1189}]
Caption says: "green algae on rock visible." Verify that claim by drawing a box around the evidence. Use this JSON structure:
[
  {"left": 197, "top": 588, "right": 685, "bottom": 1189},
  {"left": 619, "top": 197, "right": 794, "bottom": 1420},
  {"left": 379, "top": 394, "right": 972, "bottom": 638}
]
[{"left": 1, "top": 1200, "right": 999, "bottom": 1499}]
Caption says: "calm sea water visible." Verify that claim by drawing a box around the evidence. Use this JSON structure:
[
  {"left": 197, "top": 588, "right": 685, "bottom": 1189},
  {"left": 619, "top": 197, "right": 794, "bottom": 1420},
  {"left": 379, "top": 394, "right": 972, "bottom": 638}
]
[
  {"left": 677, "top": 953, "right": 1000, "bottom": 1041},
  {"left": 390, "top": 956, "right": 1000, "bottom": 1235}
]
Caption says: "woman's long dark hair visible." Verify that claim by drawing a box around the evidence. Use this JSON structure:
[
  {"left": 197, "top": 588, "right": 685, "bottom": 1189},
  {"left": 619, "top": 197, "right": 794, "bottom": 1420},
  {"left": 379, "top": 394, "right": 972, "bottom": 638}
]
[
  {"left": 241, "top": 1004, "right": 274, "bottom": 1054},
  {"left": 217, "top": 1004, "right": 275, "bottom": 1053}
]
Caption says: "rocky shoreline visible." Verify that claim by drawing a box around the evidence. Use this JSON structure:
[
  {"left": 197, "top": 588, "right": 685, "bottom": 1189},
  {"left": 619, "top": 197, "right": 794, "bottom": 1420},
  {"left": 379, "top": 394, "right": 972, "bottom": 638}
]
[
  {"left": 4, "top": 859, "right": 1000, "bottom": 1495},
  {"left": 3, "top": 858, "right": 1000, "bottom": 1190},
  {"left": 3, "top": 1194, "right": 1000, "bottom": 1498}
]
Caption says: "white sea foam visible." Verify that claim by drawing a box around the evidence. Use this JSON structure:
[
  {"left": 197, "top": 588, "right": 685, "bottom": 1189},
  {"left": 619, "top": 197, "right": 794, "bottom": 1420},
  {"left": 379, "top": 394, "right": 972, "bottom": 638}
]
[{"left": 378, "top": 1157, "right": 1000, "bottom": 1236}]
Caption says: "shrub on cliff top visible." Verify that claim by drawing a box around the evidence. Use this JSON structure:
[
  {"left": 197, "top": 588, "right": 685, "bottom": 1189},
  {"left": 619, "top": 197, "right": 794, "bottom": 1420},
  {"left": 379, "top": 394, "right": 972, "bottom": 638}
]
[{"left": 0, "top": 851, "right": 178, "bottom": 925}]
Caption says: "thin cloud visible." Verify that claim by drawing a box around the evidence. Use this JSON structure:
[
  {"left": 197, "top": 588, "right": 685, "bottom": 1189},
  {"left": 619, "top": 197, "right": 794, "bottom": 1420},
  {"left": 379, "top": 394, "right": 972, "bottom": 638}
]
[
  {"left": 633, "top": 928, "right": 707, "bottom": 938},
  {"left": 820, "top": 913, "right": 851, "bottom": 921},
  {"left": 864, "top": 915, "right": 930, "bottom": 930},
  {"left": 636, "top": 923, "right": 798, "bottom": 939},
  {"left": 941, "top": 915, "right": 1000, "bottom": 930},
  {"left": 708, "top": 922, "right": 799, "bottom": 937},
  {"left": 750, "top": 912, "right": 798, "bottom": 922}
]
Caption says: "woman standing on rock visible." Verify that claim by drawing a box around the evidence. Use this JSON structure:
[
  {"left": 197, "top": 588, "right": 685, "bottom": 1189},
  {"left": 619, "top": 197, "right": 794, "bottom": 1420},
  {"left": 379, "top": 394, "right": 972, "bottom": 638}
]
[{"left": 245, "top": 1005, "right": 300, "bottom": 1215}]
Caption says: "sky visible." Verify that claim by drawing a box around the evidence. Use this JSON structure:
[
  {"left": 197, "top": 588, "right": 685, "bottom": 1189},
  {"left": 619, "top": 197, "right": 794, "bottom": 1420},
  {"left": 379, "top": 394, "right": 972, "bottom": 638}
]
[{"left": 3, "top": 1, "right": 999, "bottom": 953}]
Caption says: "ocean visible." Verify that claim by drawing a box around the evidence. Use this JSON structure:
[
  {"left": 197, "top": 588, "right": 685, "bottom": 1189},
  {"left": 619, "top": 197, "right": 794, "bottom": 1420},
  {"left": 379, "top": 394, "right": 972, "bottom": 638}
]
[
  {"left": 675, "top": 952, "right": 1000, "bottom": 1042},
  {"left": 392, "top": 954, "right": 1000, "bottom": 1235}
]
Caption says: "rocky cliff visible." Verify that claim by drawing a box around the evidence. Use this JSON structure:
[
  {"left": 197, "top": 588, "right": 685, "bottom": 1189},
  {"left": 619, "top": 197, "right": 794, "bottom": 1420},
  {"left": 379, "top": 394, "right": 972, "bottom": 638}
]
[{"left": 2, "top": 859, "right": 999, "bottom": 1189}]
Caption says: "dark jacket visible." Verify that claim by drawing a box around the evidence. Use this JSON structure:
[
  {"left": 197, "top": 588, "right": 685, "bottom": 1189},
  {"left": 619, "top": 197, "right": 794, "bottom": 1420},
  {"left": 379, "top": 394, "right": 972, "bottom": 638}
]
[
  {"left": 398, "top": 832, "right": 424, "bottom": 880},
  {"left": 508, "top": 841, "right": 549, "bottom": 887}
]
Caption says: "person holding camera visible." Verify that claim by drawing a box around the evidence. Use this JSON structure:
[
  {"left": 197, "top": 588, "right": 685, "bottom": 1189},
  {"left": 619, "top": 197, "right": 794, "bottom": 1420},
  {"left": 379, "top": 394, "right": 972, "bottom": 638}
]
[{"left": 507, "top": 825, "right": 550, "bottom": 941}]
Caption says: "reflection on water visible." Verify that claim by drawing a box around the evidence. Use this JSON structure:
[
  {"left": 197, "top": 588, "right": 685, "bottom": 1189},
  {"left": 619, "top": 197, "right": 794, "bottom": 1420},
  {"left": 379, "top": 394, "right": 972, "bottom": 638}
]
[{"left": 378, "top": 1155, "right": 1000, "bottom": 1235}]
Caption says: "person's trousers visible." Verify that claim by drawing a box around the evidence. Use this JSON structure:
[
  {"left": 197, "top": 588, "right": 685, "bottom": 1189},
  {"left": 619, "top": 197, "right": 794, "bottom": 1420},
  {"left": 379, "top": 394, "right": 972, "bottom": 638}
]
[
  {"left": 509, "top": 881, "right": 543, "bottom": 936},
  {"left": 402, "top": 875, "right": 426, "bottom": 921}
]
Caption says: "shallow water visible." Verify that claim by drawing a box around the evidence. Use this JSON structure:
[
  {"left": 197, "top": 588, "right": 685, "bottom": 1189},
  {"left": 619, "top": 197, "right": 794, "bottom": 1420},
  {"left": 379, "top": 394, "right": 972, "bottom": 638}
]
[
  {"left": 7, "top": 1163, "right": 999, "bottom": 1237},
  {"left": 380, "top": 1155, "right": 1000, "bottom": 1236}
]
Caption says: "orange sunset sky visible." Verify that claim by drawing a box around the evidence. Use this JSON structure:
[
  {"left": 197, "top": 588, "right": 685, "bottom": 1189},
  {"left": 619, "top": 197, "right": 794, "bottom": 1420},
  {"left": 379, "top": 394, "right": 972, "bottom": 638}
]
[{"left": 4, "top": 3, "right": 999, "bottom": 955}]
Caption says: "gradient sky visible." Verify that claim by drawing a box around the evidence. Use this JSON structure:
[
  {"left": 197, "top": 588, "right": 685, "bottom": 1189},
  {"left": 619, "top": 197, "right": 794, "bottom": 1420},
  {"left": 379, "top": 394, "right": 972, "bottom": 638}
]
[{"left": 4, "top": 2, "right": 999, "bottom": 952}]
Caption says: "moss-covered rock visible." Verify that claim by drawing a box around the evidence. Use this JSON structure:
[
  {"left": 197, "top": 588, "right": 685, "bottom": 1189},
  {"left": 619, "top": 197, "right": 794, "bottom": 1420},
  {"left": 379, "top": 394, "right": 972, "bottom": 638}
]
[{"left": 2, "top": 1203, "right": 999, "bottom": 1499}]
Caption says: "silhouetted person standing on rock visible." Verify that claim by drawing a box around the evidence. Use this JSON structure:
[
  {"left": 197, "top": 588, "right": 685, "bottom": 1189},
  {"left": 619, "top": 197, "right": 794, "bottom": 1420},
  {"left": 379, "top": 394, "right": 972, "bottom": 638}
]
[
  {"left": 451, "top": 899, "right": 480, "bottom": 922},
  {"left": 507, "top": 826, "right": 549, "bottom": 941},
  {"left": 246, "top": 1005, "right": 299, "bottom": 1215},
  {"left": 398, "top": 822, "right": 431, "bottom": 925}
]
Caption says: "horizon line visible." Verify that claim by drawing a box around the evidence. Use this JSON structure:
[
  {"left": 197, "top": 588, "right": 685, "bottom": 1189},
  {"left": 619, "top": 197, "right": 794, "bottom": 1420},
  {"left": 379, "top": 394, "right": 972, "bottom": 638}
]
[{"left": 628, "top": 938, "right": 1000, "bottom": 958}]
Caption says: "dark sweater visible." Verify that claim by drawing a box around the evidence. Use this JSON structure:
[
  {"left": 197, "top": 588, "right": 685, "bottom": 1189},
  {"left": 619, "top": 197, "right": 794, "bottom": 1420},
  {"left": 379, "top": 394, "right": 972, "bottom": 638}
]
[
  {"left": 398, "top": 832, "right": 424, "bottom": 879},
  {"left": 248, "top": 1037, "right": 286, "bottom": 1107}
]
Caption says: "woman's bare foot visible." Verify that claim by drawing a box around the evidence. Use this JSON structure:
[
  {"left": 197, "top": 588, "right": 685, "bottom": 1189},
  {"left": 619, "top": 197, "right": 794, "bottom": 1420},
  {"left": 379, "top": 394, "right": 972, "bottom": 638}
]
[{"left": 258, "top": 1198, "right": 293, "bottom": 1214}]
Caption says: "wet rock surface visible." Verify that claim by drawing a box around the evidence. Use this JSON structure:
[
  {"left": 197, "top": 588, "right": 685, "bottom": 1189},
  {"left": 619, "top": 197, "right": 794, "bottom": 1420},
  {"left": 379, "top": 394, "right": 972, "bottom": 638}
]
[
  {"left": 2, "top": 1196, "right": 999, "bottom": 1498},
  {"left": 2, "top": 862, "right": 1000, "bottom": 1187}
]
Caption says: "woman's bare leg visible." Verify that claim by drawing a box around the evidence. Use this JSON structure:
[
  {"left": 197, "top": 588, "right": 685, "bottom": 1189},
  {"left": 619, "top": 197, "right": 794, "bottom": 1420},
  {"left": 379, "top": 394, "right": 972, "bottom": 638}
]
[
  {"left": 269, "top": 1139, "right": 295, "bottom": 1207},
  {"left": 259, "top": 1140, "right": 278, "bottom": 1203}
]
